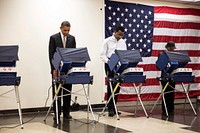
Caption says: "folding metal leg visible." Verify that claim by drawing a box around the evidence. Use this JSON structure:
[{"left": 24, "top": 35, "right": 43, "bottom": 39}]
[
  {"left": 133, "top": 83, "right": 148, "bottom": 117},
  {"left": 181, "top": 83, "right": 197, "bottom": 116},
  {"left": 14, "top": 85, "right": 23, "bottom": 129},
  {"left": 44, "top": 83, "right": 62, "bottom": 125},
  {"left": 100, "top": 80, "right": 120, "bottom": 120},
  {"left": 83, "top": 84, "right": 96, "bottom": 121},
  {"left": 150, "top": 82, "right": 169, "bottom": 116}
]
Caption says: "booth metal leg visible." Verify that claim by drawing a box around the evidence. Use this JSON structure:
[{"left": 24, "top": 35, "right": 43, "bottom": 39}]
[
  {"left": 44, "top": 83, "right": 62, "bottom": 125},
  {"left": 83, "top": 85, "right": 96, "bottom": 121},
  {"left": 150, "top": 82, "right": 169, "bottom": 117},
  {"left": 181, "top": 83, "right": 197, "bottom": 116},
  {"left": 14, "top": 86, "right": 23, "bottom": 129},
  {"left": 100, "top": 81, "right": 120, "bottom": 120},
  {"left": 133, "top": 83, "right": 148, "bottom": 117}
]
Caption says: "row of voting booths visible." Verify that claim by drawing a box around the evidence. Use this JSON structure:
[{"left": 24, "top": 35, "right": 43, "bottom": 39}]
[{"left": 0, "top": 45, "right": 197, "bottom": 126}]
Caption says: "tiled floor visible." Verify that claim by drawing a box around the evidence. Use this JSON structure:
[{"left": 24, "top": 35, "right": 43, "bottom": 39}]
[{"left": 0, "top": 103, "right": 199, "bottom": 133}]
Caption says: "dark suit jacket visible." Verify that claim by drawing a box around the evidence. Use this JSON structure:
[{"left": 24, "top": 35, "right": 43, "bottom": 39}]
[{"left": 49, "top": 32, "right": 76, "bottom": 74}]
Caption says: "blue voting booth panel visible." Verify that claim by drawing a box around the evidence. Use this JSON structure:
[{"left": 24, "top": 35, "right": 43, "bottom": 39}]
[
  {"left": 156, "top": 51, "right": 190, "bottom": 74},
  {"left": 0, "top": 45, "right": 21, "bottom": 86},
  {"left": 156, "top": 51, "right": 194, "bottom": 82},
  {"left": 52, "top": 47, "right": 93, "bottom": 84},
  {"left": 108, "top": 50, "right": 142, "bottom": 74}
]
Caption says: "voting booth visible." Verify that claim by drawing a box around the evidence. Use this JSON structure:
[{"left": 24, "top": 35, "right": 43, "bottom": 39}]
[
  {"left": 0, "top": 45, "right": 23, "bottom": 128},
  {"left": 100, "top": 50, "right": 148, "bottom": 119},
  {"left": 44, "top": 48, "right": 95, "bottom": 124},
  {"left": 150, "top": 51, "right": 196, "bottom": 116}
]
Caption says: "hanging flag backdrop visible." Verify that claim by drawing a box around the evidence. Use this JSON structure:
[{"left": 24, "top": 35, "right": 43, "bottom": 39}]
[{"left": 104, "top": 0, "right": 200, "bottom": 101}]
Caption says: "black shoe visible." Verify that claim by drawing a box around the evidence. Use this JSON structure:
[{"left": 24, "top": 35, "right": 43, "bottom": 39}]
[
  {"left": 64, "top": 114, "right": 72, "bottom": 119},
  {"left": 53, "top": 115, "right": 60, "bottom": 121},
  {"left": 108, "top": 111, "right": 115, "bottom": 117},
  {"left": 114, "top": 111, "right": 121, "bottom": 115}
]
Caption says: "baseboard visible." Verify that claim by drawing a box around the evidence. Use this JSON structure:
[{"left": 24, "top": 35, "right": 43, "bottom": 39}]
[{"left": 0, "top": 104, "right": 105, "bottom": 116}]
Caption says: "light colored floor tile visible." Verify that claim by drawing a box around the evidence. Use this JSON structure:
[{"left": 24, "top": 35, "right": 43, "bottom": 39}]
[
  {"left": 70, "top": 111, "right": 198, "bottom": 133},
  {"left": 0, "top": 122, "right": 67, "bottom": 133}
]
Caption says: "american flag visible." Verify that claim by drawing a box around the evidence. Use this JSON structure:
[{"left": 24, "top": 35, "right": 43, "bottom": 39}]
[{"left": 105, "top": 0, "right": 200, "bottom": 101}]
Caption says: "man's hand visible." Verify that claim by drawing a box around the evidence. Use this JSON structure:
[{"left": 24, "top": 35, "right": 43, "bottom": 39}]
[{"left": 53, "top": 70, "right": 59, "bottom": 78}]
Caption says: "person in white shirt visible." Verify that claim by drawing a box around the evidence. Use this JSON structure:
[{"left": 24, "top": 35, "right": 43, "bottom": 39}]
[{"left": 100, "top": 26, "right": 127, "bottom": 117}]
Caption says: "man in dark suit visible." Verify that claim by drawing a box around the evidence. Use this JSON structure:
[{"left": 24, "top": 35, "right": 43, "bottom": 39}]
[{"left": 49, "top": 21, "right": 76, "bottom": 120}]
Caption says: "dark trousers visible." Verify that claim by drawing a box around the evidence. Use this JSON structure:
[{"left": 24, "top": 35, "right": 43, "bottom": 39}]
[
  {"left": 52, "top": 79, "right": 72, "bottom": 116},
  {"left": 161, "top": 80, "right": 175, "bottom": 112},
  {"left": 105, "top": 63, "right": 120, "bottom": 112}
]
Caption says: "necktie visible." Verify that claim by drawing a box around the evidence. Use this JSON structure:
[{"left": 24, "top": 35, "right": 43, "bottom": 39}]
[{"left": 63, "top": 36, "right": 66, "bottom": 48}]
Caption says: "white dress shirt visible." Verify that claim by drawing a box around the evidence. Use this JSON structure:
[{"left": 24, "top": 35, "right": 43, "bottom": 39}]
[{"left": 100, "top": 35, "right": 127, "bottom": 63}]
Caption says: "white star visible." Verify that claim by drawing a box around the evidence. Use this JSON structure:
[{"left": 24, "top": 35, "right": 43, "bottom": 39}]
[
  {"left": 136, "top": 43, "right": 139, "bottom": 47},
  {"left": 149, "top": 11, "right": 152, "bottom": 15},
  {"left": 125, "top": 18, "right": 128, "bottom": 22},
  {"left": 121, "top": 23, "right": 124, "bottom": 26},
  {"left": 140, "top": 48, "right": 142, "bottom": 52},
  {"left": 125, "top": 28, "right": 128, "bottom": 32},
  {"left": 108, "top": 27, "right": 112, "bottom": 30},
  {"left": 121, "top": 13, "right": 124, "bottom": 17},
  {"left": 141, "top": 20, "right": 144, "bottom": 23},
  {"left": 136, "top": 34, "right": 139, "bottom": 37},
  {"left": 132, "top": 29, "right": 136, "bottom": 32},
  {"left": 125, "top": 8, "right": 128, "bottom": 12},
  {"left": 129, "top": 13, "right": 132, "bottom": 17},
  {"left": 144, "top": 35, "right": 147, "bottom": 38},
  {"left": 128, "top": 43, "right": 131, "bottom": 47},
  {"left": 128, "top": 33, "right": 131, "bottom": 37},
  {"left": 112, "top": 22, "right": 116, "bottom": 26},
  {"left": 117, "top": 17, "right": 120, "bottom": 21},
  {"left": 117, "top": 7, "right": 120, "bottom": 11},
  {"left": 144, "top": 25, "right": 148, "bottom": 29},
  {"left": 129, "top": 23, "right": 132, "bottom": 27},
  {"left": 108, "top": 16, "right": 112, "bottom": 20},
  {"left": 113, "top": 12, "right": 116, "bottom": 16},
  {"left": 140, "top": 39, "right": 143, "bottom": 42},
  {"left": 148, "top": 21, "right": 151, "bottom": 24},
  {"left": 132, "top": 38, "right": 135, "bottom": 42},
  {"left": 147, "top": 39, "right": 151, "bottom": 43},
  {"left": 133, "top": 19, "right": 136, "bottom": 23},
  {"left": 148, "top": 49, "right": 151, "bottom": 52},
  {"left": 143, "top": 44, "right": 147, "bottom": 48},
  {"left": 148, "top": 30, "right": 151, "bottom": 33},
  {"left": 145, "top": 15, "right": 148, "bottom": 19},
  {"left": 124, "top": 38, "right": 127, "bottom": 42},
  {"left": 140, "top": 29, "right": 143, "bottom": 33},
  {"left": 133, "top": 9, "right": 136, "bottom": 12},
  {"left": 137, "top": 14, "right": 140, "bottom": 18},
  {"left": 141, "top": 10, "right": 144, "bottom": 14},
  {"left": 137, "top": 24, "right": 140, "bottom": 28},
  {"left": 108, "top": 6, "right": 112, "bottom": 10}
]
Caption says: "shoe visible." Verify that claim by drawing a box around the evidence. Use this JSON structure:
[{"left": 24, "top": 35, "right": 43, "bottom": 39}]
[
  {"left": 114, "top": 111, "right": 121, "bottom": 115},
  {"left": 64, "top": 114, "right": 72, "bottom": 119},
  {"left": 108, "top": 111, "right": 115, "bottom": 117},
  {"left": 53, "top": 115, "right": 60, "bottom": 121}
]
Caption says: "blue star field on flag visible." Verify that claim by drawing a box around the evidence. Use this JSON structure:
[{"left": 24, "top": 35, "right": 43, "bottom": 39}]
[{"left": 105, "top": 0, "right": 154, "bottom": 57}]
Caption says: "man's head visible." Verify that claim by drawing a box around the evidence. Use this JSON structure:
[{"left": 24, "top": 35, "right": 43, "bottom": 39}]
[
  {"left": 165, "top": 41, "right": 176, "bottom": 51},
  {"left": 114, "top": 26, "right": 125, "bottom": 41},
  {"left": 60, "top": 21, "right": 71, "bottom": 37}
]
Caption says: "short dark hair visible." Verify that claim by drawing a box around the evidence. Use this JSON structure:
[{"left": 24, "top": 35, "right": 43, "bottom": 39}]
[
  {"left": 165, "top": 41, "right": 176, "bottom": 49},
  {"left": 115, "top": 26, "right": 125, "bottom": 32},
  {"left": 61, "top": 21, "right": 71, "bottom": 28}
]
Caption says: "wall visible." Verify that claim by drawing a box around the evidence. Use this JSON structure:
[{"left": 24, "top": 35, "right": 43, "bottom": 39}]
[
  {"left": 0, "top": 0, "right": 199, "bottom": 110},
  {"left": 0, "top": 0, "right": 104, "bottom": 110}
]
